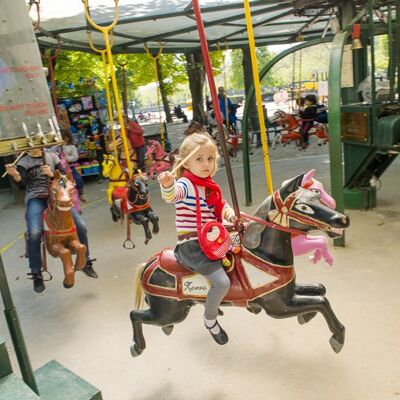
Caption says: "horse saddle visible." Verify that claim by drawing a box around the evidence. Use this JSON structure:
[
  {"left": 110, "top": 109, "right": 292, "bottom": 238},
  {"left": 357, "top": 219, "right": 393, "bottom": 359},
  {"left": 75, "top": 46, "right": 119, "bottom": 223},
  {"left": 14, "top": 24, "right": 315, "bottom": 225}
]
[{"left": 141, "top": 248, "right": 295, "bottom": 307}]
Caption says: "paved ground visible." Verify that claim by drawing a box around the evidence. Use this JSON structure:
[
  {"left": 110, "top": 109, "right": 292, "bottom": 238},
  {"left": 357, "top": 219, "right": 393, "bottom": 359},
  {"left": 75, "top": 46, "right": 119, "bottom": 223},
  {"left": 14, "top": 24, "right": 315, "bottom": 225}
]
[{"left": 0, "top": 121, "right": 399, "bottom": 400}]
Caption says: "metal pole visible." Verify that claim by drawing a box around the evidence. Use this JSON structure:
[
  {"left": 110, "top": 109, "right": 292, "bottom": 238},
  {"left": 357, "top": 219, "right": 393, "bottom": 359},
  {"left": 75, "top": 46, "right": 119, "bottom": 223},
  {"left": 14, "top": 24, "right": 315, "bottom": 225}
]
[
  {"left": 243, "top": 0, "right": 273, "bottom": 195},
  {"left": 0, "top": 254, "right": 39, "bottom": 395},
  {"left": 191, "top": 0, "right": 240, "bottom": 219}
]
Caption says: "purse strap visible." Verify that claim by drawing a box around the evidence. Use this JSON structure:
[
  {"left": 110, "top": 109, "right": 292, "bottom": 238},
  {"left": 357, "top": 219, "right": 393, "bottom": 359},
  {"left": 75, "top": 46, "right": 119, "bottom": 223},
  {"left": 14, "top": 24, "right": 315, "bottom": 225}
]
[{"left": 192, "top": 183, "right": 203, "bottom": 236}]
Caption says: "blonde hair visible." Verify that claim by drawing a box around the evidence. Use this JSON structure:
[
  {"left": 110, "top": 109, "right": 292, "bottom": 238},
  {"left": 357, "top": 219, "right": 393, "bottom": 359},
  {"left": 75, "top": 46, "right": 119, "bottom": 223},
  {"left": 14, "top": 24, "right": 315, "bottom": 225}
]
[{"left": 173, "top": 131, "right": 219, "bottom": 178}]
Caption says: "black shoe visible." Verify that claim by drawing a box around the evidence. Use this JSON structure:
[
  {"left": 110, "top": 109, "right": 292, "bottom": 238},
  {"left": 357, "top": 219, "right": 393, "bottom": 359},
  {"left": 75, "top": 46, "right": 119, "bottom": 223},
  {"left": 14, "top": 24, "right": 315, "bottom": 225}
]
[
  {"left": 32, "top": 274, "right": 45, "bottom": 293},
  {"left": 205, "top": 320, "right": 229, "bottom": 345},
  {"left": 110, "top": 206, "right": 121, "bottom": 222},
  {"left": 82, "top": 259, "right": 98, "bottom": 279}
]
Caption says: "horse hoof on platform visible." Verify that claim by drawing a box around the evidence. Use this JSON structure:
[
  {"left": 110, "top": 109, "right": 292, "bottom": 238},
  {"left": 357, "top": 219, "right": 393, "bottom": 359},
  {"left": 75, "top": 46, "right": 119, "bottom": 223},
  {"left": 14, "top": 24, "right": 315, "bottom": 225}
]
[
  {"left": 162, "top": 325, "right": 174, "bottom": 336},
  {"left": 246, "top": 306, "right": 261, "bottom": 314},
  {"left": 329, "top": 335, "right": 344, "bottom": 353},
  {"left": 130, "top": 344, "right": 143, "bottom": 357},
  {"left": 297, "top": 312, "right": 317, "bottom": 325}
]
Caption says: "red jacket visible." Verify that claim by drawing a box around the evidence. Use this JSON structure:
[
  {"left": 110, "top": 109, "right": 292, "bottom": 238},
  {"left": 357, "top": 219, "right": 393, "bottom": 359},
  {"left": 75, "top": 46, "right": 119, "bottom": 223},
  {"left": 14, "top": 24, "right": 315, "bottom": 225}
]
[{"left": 126, "top": 121, "right": 145, "bottom": 148}]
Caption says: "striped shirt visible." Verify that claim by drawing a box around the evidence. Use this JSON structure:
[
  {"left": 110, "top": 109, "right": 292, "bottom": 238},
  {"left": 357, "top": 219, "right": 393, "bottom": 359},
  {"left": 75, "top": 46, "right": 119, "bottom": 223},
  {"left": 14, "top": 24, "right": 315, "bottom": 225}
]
[{"left": 161, "top": 177, "right": 235, "bottom": 243}]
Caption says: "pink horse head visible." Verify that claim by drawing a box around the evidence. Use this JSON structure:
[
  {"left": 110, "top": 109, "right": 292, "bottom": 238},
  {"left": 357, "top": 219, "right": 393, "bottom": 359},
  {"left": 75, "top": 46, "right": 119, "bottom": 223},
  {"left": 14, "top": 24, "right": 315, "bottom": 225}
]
[
  {"left": 301, "top": 169, "right": 336, "bottom": 209},
  {"left": 284, "top": 169, "right": 336, "bottom": 266},
  {"left": 145, "top": 140, "right": 173, "bottom": 180}
]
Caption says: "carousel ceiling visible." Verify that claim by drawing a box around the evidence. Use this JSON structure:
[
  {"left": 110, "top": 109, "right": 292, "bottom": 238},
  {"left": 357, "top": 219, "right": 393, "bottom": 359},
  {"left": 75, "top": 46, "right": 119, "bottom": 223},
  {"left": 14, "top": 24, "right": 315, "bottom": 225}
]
[{"left": 34, "top": 0, "right": 392, "bottom": 54}]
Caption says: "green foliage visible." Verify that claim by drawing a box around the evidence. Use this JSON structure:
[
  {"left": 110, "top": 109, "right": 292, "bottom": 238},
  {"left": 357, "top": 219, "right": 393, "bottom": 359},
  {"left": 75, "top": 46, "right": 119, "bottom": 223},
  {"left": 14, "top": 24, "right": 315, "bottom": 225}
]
[
  {"left": 53, "top": 51, "right": 105, "bottom": 97},
  {"left": 374, "top": 35, "right": 389, "bottom": 74},
  {"left": 230, "top": 46, "right": 282, "bottom": 90}
]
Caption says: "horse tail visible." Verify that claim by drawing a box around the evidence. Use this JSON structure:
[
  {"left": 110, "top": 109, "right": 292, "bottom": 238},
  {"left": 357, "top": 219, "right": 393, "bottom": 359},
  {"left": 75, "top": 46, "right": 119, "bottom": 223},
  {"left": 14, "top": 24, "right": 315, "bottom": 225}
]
[{"left": 133, "top": 263, "right": 147, "bottom": 310}]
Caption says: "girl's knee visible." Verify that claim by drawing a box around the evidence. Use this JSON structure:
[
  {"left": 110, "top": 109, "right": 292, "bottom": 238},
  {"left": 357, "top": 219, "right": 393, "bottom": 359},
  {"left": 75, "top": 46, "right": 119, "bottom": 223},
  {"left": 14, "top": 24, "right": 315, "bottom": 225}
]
[{"left": 217, "top": 273, "right": 231, "bottom": 294}]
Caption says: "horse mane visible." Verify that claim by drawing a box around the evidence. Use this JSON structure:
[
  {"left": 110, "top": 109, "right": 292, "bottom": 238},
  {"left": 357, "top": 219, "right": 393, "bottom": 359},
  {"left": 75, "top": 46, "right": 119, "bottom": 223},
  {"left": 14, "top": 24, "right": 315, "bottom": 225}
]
[{"left": 242, "top": 173, "right": 305, "bottom": 250}]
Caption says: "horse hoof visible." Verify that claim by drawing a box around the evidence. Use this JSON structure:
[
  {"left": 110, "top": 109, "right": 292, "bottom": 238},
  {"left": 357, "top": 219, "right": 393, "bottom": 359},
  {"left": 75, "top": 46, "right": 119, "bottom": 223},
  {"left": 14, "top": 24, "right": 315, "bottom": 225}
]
[
  {"left": 63, "top": 282, "right": 74, "bottom": 289},
  {"left": 246, "top": 306, "right": 261, "bottom": 314},
  {"left": 130, "top": 344, "right": 143, "bottom": 357},
  {"left": 297, "top": 312, "right": 317, "bottom": 325},
  {"left": 162, "top": 325, "right": 174, "bottom": 336},
  {"left": 329, "top": 335, "right": 344, "bottom": 353}
]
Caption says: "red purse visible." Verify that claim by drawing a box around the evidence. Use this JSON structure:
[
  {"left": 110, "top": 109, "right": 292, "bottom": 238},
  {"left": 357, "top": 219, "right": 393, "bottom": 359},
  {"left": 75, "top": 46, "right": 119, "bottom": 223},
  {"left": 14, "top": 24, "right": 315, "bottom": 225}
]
[{"left": 193, "top": 185, "right": 232, "bottom": 261}]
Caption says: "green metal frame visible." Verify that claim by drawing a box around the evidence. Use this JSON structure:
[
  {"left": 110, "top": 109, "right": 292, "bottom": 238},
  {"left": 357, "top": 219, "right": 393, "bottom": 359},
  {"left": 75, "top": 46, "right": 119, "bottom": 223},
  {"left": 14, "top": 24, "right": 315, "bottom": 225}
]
[{"left": 242, "top": 36, "right": 333, "bottom": 206}]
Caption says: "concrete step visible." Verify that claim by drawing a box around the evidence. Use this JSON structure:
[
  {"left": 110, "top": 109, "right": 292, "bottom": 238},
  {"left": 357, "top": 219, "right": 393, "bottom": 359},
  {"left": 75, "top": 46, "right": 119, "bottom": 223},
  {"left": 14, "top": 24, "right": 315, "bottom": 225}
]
[
  {"left": 0, "top": 373, "right": 40, "bottom": 399},
  {"left": 0, "top": 336, "right": 13, "bottom": 379},
  {"left": 34, "top": 360, "right": 102, "bottom": 400}
]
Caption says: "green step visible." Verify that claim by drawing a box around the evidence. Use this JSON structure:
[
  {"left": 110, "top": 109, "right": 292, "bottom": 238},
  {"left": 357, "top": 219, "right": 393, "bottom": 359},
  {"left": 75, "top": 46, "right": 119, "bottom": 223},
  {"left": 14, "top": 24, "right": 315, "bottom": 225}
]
[
  {"left": 0, "top": 373, "right": 40, "bottom": 399},
  {"left": 34, "top": 360, "right": 102, "bottom": 400},
  {"left": 0, "top": 336, "right": 13, "bottom": 379}
]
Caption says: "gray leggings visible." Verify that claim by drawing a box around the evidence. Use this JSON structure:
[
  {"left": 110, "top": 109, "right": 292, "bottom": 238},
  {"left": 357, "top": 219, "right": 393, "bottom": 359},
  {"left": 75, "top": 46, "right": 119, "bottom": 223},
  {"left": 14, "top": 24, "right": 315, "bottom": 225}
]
[
  {"left": 203, "top": 267, "right": 230, "bottom": 320},
  {"left": 174, "top": 240, "right": 230, "bottom": 320}
]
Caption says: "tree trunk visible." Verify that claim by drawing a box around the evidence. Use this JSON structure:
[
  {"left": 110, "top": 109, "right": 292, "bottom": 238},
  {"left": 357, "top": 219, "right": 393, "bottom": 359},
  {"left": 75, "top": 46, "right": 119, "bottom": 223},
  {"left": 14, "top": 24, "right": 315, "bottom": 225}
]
[
  {"left": 185, "top": 52, "right": 206, "bottom": 124},
  {"left": 242, "top": 47, "right": 259, "bottom": 133},
  {"left": 155, "top": 58, "right": 172, "bottom": 123}
]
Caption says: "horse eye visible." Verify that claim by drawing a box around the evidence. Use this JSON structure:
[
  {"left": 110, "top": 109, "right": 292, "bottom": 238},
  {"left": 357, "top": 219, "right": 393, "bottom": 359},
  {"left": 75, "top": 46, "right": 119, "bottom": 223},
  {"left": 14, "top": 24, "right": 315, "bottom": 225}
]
[
  {"left": 294, "top": 204, "right": 314, "bottom": 214},
  {"left": 311, "top": 189, "right": 321, "bottom": 195}
]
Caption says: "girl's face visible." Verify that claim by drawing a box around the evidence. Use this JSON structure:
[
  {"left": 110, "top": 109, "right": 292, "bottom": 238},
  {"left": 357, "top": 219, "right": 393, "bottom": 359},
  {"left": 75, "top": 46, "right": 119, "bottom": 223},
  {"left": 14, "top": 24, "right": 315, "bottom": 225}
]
[
  {"left": 304, "top": 99, "right": 312, "bottom": 106},
  {"left": 184, "top": 142, "right": 216, "bottom": 178}
]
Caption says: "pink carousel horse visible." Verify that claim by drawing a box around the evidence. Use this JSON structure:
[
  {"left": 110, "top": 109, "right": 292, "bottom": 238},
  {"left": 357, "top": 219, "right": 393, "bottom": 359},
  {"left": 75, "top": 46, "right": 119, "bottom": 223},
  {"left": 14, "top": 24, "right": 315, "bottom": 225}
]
[
  {"left": 270, "top": 110, "right": 329, "bottom": 148},
  {"left": 145, "top": 140, "right": 175, "bottom": 179},
  {"left": 290, "top": 169, "right": 336, "bottom": 266}
]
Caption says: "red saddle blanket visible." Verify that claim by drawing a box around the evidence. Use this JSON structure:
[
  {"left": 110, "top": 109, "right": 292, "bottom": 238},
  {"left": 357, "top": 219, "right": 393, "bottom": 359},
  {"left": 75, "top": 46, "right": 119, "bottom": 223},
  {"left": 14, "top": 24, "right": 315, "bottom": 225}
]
[{"left": 141, "top": 248, "right": 294, "bottom": 307}]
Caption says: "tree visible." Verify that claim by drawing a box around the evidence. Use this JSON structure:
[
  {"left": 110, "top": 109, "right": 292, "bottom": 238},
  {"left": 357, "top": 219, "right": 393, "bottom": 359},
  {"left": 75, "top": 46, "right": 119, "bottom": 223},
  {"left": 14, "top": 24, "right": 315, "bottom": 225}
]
[
  {"left": 230, "top": 46, "right": 282, "bottom": 91},
  {"left": 185, "top": 50, "right": 224, "bottom": 123}
]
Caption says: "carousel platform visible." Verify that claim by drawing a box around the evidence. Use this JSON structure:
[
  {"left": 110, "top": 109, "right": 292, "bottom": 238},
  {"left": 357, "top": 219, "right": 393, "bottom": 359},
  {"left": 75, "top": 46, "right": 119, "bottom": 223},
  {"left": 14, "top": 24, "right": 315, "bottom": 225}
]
[{"left": 0, "top": 122, "right": 399, "bottom": 400}]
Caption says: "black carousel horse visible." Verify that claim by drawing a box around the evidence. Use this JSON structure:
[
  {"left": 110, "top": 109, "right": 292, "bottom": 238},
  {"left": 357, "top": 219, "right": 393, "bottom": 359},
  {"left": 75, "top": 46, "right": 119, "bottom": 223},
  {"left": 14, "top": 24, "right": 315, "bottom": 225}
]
[
  {"left": 110, "top": 171, "right": 159, "bottom": 247},
  {"left": 129, "top": 173, "right": 350, "bottom": 356}
]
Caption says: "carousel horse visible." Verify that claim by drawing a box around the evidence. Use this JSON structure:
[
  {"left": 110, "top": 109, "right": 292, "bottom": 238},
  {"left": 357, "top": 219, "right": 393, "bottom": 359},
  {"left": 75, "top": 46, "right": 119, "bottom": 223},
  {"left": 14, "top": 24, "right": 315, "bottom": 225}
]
[
  {"left": 270, "top": 110, "right": 329, "bottom": 148},
  {"left": 42, "top": 171, "right": 86, "bottom": 288},
  {"left": 291, "top": 169, "right": 336, "bottom": 266},
  {"left": 130, "top": 172, "right": 350, "bottom": 356},
  {"left": 210, "top": 125, "right": 249, "bottom": 159},
  {"left": 145, "top": 140, "right": 176, "bottom": 180},
  {"left": 102, "top": 153, "right": 128, "bottom": 205},
  {"left": 110, "top": 171, "right": 159, "bottom": 246}
]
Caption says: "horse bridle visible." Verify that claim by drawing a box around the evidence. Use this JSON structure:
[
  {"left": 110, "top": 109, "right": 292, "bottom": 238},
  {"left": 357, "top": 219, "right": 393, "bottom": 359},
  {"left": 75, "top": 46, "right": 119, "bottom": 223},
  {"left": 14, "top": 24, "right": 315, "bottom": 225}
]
[
  {"left": 269, "top": 189, "right": 335, "bottom": 232},
  {"left": 242, "top": 188, "right": 336, "bottom": 236}
]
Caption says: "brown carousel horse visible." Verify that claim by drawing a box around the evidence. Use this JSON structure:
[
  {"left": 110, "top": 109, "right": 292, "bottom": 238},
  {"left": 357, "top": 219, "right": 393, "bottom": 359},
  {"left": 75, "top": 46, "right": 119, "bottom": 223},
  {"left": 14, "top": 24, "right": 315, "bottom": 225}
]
[
  {"left": 110, "top": 171, "right": 159, "bottom": 247},
  {"left": 270, "top": 110, "right": 329, "bottom": 148},
  {"left": 130, "top": 172, "right": 350, "bottom": 356},
  {"left": 42, "top": 170, "right": 86, "bottom": 288}
]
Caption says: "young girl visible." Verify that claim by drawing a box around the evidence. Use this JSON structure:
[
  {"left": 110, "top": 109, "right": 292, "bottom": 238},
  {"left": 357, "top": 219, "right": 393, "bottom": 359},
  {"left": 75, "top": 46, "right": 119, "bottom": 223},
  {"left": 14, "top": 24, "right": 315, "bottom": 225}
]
[
  {"left": 298, "top": 94, "right": 318, "bottom": 149},
  {"left": 158, "top": 124, "right": 235, "bottom": 345}
]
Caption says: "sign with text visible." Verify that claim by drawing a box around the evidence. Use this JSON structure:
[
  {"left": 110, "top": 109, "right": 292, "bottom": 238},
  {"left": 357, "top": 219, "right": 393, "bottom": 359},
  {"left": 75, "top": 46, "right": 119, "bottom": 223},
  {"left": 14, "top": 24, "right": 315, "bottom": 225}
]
[{"left": 0, "top": 0, "right": 56, "bottom": 154}]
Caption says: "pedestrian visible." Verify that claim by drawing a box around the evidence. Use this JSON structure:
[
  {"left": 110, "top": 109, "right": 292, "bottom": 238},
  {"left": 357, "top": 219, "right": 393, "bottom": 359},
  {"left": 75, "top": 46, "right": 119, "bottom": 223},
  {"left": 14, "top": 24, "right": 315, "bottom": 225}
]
[{"left": 124, "top": 115, "right": 146, "bottom": 171}]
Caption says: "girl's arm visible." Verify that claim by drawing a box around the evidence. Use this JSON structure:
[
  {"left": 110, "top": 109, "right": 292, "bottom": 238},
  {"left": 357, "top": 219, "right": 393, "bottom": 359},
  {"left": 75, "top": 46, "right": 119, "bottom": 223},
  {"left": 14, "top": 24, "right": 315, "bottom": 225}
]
[
  {"left": 222, "top": 203, "right": 235, "bottom": 222},
  {"left": 158, "top": 172, "right": 188, "bottom": 203}
]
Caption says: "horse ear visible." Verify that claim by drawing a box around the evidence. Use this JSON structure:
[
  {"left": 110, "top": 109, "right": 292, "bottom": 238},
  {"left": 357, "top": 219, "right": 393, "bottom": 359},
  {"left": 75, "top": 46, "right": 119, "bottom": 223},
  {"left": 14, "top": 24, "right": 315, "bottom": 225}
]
[
  {"left": 279, "top": 174, "right": 304, "bottom": 200},
  {"left": 66, "top": 171, "right": 74, "bottom": 182},
  {"left": 301, "top": 169, "right": 316, "bottom": 187},
  {"left": 54, "top": 170, "right": 61, "bottom": 180}
]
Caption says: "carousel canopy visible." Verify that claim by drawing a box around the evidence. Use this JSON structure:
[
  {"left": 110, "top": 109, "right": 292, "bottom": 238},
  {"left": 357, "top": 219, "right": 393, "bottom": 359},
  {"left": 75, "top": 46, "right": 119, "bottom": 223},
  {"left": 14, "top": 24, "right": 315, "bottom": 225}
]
[{"left": 35, "top": 0, "right": 351, "bottom": 54}]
